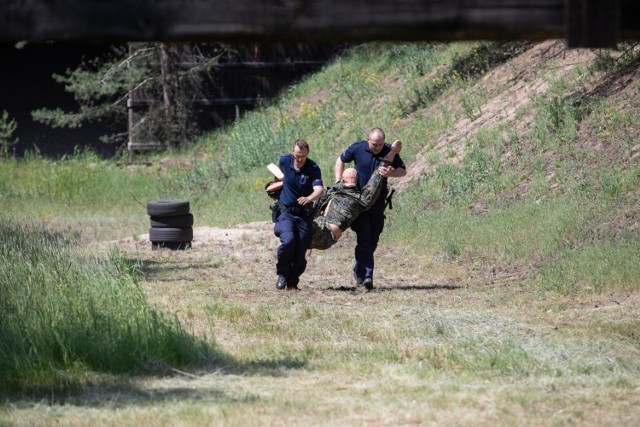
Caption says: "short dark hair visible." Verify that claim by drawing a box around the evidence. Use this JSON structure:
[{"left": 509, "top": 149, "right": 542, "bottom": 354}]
[{"left": 294, "top": 139, "right": 310, "bottom": 152}]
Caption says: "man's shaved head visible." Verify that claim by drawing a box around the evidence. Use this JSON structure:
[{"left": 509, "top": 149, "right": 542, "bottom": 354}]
[{"left": 342, "top": 168, "right": 358, "bottom": 187}]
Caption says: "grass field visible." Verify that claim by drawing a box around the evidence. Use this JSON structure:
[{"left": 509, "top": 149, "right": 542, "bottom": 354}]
[
  {"left": 3, "top": 223, "right": 639, "bottom": 426},
  {"left": 1, "top": 40, "right": 639, "bottom": 425}
]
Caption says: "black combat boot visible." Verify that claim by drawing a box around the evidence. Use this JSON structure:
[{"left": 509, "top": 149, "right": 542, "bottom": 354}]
[{"left": 276, "top": 275, "right": 287, "bottom": 289}]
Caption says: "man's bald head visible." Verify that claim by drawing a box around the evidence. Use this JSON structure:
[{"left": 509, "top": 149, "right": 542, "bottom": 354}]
[
  {"left": 367, "top": 127, "right": 386, "bottom": 155},
  {"left": 368, "top": 127, "right": 385, "bottom": 141},
  {"left": 342, "top": 168, "right": 358, "bottom": 187}
]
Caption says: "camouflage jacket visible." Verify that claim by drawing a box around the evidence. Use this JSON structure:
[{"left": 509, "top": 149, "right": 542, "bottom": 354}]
[{"left": 317, "top": 170, "right": 384, "bottom": 231}]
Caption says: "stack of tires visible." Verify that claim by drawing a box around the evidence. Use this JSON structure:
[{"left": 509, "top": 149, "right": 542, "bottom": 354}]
[{"left": 146, "top": 200, "right": 193, "bottom": 250}]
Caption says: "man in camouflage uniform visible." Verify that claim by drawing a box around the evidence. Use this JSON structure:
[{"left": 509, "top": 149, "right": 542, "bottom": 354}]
[{"left": 310, "top": 140, "right": 401, "bottom": 250}]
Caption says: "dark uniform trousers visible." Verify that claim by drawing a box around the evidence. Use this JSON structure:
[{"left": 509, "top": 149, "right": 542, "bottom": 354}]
[
  {"left": 350, "top": 196, "right": 386, "bottom": 280},
  {"left": 274, "top": 210, "right": 313, "bottom": 286}
]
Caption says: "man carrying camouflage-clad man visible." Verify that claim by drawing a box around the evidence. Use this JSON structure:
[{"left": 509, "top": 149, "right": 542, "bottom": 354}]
[{"left": 310, "top": 140, "right": 402, "bottom": 250}]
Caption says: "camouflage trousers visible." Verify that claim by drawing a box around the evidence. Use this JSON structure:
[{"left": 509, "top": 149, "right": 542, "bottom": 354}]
[{"left": 310, "top": 217, "right": 337, "bottom": 250}]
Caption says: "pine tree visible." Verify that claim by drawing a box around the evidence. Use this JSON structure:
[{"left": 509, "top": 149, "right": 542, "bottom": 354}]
[
  {"left": 0, "top": 110, "right": 19, "bottom": 157},
  {"left": 32, "top": 42, "right": 228, "bottom": 153}
]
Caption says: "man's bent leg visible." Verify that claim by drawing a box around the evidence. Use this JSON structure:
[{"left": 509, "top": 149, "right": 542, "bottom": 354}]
[
  {"left": 357, "top": 140, "right": 402, "bottom": 209},
  {"left": 381, "top": 140, "right": 402, "bottom": 164},
  {"left": 310, "top": 217, "right": 338, "bottom": 250},
  {"left": 357, "top": 170, "right": 385, "bottom": 210}
]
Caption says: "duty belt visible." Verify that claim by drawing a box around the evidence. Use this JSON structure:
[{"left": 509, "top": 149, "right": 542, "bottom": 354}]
[{"left": 281, "top": 203, "right": 307, "bottom": 216}]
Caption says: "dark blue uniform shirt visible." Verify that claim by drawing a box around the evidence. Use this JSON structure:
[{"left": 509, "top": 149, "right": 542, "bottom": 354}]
[
  {"left": 339, "top": 140, "right": 405, "bottom": 189},
  {"left": 278, "top": 153, "right": 323, "bottom": 207}
]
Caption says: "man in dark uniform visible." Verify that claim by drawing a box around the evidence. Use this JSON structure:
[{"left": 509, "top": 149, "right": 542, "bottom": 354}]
[
  {"left": 334, "top": 128, "right": 406, "bottom": 290},
  {"left": 273, "top": 139, "right": 324, "bottom": 290},
  {"left": 311, "top": 140, "right": 402, "bottom": 252}
]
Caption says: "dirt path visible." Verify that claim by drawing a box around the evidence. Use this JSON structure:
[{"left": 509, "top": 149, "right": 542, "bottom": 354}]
[{"left": 107, "top": 221, "right": 469, "bottom": 318}]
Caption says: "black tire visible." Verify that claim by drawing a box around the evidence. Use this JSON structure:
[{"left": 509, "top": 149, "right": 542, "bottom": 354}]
[
  {"left": 149, "top": 227, "right": 193, "bottom": 242},
  {"left": 152, "top": 241, "right": 191, "bottom": 250},
  {"left": 146, "top": 200, "right": 190, "bottom": 217},
  {"left": 150, "top": 213, "right": 194, "bottom": 228}
]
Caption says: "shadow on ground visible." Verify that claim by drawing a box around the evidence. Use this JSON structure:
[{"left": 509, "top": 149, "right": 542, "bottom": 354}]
[
  {"left": 1, "top": 352, "right": 308, "bottom": 407},
  {"left": 326, "top": 283, "right": 462, "bottom": 292}
]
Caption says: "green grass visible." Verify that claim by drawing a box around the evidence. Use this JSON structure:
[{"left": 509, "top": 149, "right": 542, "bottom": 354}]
[
  {"left": 0, "top": 219, "right": 214, "bottom": 393},
  {"left": 538, "top": 239, "right": 640, "bottom": 293},
  {"left": 0, "top": 41, "right": 639, "bottom": 423},
  {"left": 392, "top": 189, "right": 640, "bottom": 291},
  {"left": 2, "top": 40, "right": 638, "bottom": 294}
]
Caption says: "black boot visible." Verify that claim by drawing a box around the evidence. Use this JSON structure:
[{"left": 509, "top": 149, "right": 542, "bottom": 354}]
[
  {"left": 276, "top": 275, "right": 287, "bottom": 289},
  {"left": 287, "top": 277, "right": 299, "bottom": 290}
]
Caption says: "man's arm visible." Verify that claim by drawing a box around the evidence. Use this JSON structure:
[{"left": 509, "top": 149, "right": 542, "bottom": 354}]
[
  {"left": 265, "top": 180, "right": 283, "bottom": 193},
  {"left": 380, "top": 166, "right": 407, "bottom": 178},
  {"left": 334, "top": 157, "right": 346, "bottom": 183},
  {"left": 298, "top": 185, "right": 324, "bottom": 206}
]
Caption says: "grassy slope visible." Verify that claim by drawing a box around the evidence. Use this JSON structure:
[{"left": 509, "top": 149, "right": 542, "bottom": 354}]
[
  {"left": 1, "top": 40, "right": 639, "bottom": 425},
  {"left": 192, "top": 39, "right": 640, "bottom": 292}
]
